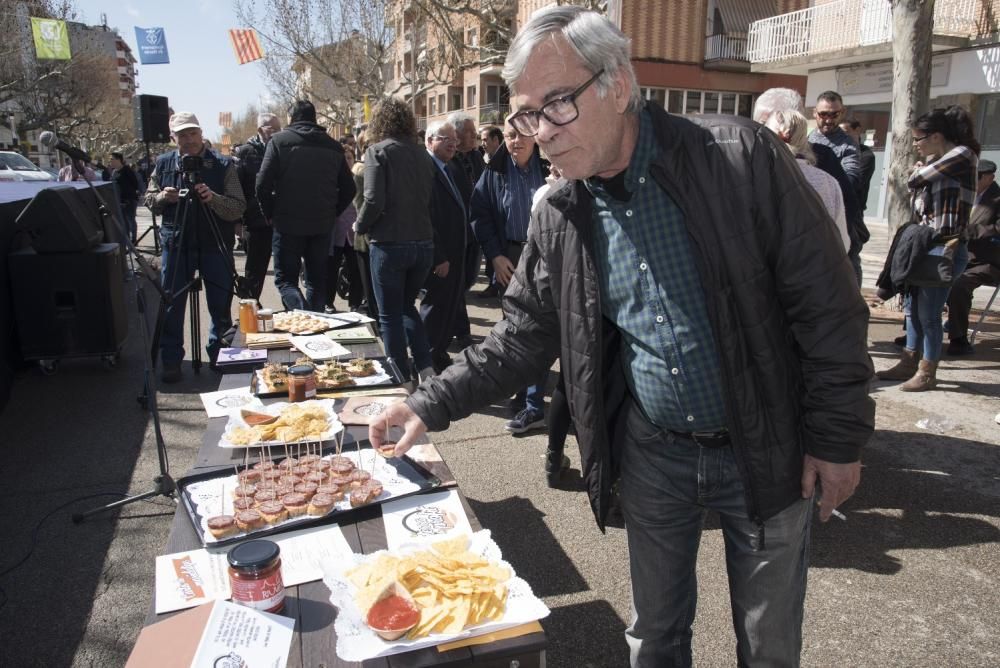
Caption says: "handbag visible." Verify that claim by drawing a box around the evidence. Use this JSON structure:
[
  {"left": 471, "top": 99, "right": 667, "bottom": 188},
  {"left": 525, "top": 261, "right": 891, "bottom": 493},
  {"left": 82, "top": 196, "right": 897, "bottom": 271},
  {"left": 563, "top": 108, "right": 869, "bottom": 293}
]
[{"left": 906, "top": 236, "right": 959, "bottom": 287}]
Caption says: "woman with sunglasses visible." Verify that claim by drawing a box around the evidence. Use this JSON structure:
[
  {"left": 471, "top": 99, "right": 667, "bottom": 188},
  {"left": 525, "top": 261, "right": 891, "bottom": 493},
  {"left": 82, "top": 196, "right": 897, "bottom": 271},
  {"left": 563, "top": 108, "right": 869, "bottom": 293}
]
[{"left": 877, "top": 105, "right": 979, "bottom": 391}]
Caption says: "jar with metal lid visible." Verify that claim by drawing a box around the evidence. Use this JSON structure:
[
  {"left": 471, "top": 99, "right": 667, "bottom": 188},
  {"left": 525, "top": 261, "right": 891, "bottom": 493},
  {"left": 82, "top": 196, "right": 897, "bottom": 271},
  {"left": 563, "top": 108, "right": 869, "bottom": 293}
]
[
  {"left": 287, "top": 364, "right": 316, "bottom": 402},
  {"left": 257, "top": 308, "right": 274, "bottom": 333},
  {"left": 227, "top": 539, "right": 285, "bottom": 613},
  {"left": 239, "top": 299, "right": 259, "bottom": 334}
]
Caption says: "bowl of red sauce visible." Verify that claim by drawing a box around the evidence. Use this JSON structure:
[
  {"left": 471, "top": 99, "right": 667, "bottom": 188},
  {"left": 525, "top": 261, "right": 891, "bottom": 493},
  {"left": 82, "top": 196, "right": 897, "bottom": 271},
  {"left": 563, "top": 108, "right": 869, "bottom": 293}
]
[{"left": 366, "top": 583, "right": 421, "bottom": 641}]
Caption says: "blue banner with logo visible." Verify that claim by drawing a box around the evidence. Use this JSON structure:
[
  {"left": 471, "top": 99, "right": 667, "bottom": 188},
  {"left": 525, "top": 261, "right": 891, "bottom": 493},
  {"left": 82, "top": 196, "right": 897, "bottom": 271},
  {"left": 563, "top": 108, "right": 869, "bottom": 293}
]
[{"left": 134, "top": 27, "right": 170, "bottom": 65}]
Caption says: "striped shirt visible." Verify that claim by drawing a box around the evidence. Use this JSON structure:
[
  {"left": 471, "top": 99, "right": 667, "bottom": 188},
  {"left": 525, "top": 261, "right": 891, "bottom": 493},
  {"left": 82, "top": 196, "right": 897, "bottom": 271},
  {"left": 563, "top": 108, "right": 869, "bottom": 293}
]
[
  {"left": 587, "top": 109, "right": 726, "bottom": 432},
  {"left": 503, "top": 154, "right": 544, "bottom": 242},
  {"left": 908, "top": 145, "right": 978, "bottom": 236}
]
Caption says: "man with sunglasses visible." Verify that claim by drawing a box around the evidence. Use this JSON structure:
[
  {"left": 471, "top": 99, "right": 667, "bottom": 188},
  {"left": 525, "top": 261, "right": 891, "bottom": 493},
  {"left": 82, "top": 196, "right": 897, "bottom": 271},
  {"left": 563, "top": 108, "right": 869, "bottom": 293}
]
[
  {"left": 372, "top": 7, "right": 874, "bottom": 666},
  {"left": 809, "top": 90, "right": 869, "bottom": 285}
]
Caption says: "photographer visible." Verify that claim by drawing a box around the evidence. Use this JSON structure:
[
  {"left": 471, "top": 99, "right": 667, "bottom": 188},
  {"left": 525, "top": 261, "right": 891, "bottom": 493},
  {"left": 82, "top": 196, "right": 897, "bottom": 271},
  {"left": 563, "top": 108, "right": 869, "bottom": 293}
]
[{"left": 144, "top": 112, "right": 246, "bottom": 383}]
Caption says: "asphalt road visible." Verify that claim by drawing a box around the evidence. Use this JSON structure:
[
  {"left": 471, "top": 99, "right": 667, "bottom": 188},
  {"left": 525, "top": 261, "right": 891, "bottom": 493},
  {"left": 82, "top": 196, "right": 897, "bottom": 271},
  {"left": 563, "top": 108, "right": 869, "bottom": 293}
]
[{"left": 0, "top": 213, "right": 997, "bottom": 667}]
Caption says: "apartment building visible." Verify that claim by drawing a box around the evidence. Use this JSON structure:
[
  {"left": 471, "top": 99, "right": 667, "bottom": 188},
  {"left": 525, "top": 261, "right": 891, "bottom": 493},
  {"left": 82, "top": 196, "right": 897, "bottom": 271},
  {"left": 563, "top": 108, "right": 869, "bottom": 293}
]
[
  {"left": 749, "top": 0, "right": 1000, "bottom": 218},
  {"left": 384, "top": 0, "right": 809, "bottom": 133}
]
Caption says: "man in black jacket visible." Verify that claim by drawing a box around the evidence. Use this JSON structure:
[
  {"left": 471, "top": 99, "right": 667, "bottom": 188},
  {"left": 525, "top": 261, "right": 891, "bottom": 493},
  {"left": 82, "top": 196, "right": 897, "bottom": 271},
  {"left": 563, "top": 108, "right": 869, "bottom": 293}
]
[
  {"left": 233, "top": 113, "right": 281, "bottom": 301},
  {"left": 256, "top": 100, "right": 356, "bottom": 311},
  {"left": 370, "top": 7, "right": 873, "bottom": 666},
  {"left": 947, "top": 159, "right": 1000, "bottom": 355}
]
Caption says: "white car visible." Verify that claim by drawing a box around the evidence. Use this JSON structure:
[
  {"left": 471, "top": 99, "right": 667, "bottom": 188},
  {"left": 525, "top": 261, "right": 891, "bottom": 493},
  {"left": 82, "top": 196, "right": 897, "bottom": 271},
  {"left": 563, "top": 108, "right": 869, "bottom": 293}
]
[{"left": 0, "top": 151, "right": 55, "bottom": 182}]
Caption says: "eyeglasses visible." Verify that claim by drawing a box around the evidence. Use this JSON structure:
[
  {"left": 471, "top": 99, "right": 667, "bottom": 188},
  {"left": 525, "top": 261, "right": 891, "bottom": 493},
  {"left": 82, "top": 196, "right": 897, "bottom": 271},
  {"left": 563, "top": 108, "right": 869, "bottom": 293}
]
[
  {"left": 508, "top": 69, "right": 605, "bottom": 137},
  {"left": 912, "top": 134, "right": 929, "bottom": 143},
  {"left": 816, "top": 110, "right": 841, "bottom": 119},
  {"left": 431, "top": 135, "right": 457, "bottom": 144}
]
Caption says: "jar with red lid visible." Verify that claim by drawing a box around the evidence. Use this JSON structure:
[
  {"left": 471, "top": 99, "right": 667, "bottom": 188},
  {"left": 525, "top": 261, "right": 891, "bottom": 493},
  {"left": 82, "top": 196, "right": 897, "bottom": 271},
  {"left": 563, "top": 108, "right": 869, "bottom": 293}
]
[{"left": 227, "top": 539, "right": 285, "bottom": 613}]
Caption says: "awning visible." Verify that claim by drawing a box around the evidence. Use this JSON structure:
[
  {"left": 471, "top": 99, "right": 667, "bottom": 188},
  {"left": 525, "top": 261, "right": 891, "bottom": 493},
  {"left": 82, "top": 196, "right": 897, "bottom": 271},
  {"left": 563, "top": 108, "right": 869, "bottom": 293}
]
[{"left": 716, "top": 0, "right": 776, "bottom": 36}]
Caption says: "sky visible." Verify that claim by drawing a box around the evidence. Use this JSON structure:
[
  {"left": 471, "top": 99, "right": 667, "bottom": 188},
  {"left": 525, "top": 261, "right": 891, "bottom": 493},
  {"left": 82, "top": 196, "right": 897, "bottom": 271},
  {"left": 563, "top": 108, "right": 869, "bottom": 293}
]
[{"left": 74, "top": 0, "right": 273, "bottom": 142}]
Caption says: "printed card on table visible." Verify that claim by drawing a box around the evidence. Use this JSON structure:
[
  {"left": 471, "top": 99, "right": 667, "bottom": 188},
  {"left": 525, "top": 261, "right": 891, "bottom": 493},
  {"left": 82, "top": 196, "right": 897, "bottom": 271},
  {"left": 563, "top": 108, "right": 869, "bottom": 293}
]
[
  {"left": 380, "top": 489, "right": 473, "bottom": 549},
  {"left": 198, "top": 388, "right": 258, "bottom": 419},
  {"left": 289, "top": 334, "right": 352, "bottom": 360},
  {"left": 190, "top": 600, "right": 295, "bottom": 668},
  {"left": 155, "top": 524, "right": 353, "bottom": 614}
]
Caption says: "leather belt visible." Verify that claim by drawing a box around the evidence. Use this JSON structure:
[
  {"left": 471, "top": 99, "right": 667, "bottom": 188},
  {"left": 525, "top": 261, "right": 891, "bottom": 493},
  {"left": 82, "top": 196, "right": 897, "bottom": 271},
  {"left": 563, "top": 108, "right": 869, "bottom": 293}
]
[{"left": 670, "top": 429, "right": 730, "bottom": 448}]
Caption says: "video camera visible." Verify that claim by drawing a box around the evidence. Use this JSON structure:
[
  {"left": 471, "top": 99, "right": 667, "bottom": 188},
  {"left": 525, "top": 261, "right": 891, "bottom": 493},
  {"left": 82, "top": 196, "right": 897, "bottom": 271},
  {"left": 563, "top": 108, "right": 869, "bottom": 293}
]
[{"left": 181, "top": 154, "right": 203, "bottom": 185}]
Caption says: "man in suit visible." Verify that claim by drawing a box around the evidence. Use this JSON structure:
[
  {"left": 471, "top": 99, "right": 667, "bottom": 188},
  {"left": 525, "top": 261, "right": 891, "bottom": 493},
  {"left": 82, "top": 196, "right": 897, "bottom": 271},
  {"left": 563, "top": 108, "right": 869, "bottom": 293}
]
[
  {"left": 420, "top": 119, "right": 469, "bottom": 372},
  {"left": 947, "top": 159, "right": 1000, "bottom": 355},
  {"left": 447, "top": 112, "right": 485, "bottom": 347}
]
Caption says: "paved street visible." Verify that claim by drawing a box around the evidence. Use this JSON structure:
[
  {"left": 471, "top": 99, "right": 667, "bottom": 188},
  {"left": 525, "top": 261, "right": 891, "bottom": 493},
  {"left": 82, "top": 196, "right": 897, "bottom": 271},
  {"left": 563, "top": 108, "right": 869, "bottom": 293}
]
[{"left": 0, "top": 209, "right": 997, "bottom": 667}]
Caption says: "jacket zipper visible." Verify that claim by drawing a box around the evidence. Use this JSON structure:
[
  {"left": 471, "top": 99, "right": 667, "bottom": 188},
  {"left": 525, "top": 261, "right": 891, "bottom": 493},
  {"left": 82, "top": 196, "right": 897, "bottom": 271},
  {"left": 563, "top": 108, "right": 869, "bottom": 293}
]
[{"left": 649, "top": 159, "right": 767, "bottom": 543}]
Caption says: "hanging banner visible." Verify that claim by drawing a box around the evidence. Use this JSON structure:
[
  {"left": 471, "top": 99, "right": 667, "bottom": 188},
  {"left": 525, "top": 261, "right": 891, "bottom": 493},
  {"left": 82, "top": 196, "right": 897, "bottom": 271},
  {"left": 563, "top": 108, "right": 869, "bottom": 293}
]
[
  {"left": 30, "top": 17, "right": 71, "bottom": 60},
  {"left": 229, "top": 28, "right": 264, "bottom": 65},
  {"left": 218, "top": 111, "right": 232, "bottom": 128},
  {"left": 134, "top": 26, "right": 170, "bottom": 65}
]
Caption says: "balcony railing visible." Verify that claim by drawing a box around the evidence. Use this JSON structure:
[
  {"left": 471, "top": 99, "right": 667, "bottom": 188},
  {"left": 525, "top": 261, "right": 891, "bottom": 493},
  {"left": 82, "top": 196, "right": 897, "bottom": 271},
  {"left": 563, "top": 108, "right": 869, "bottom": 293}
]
[
  {"left": 705, "top": 34, "right": 748, "bottom": 62},
  {"left": 748, "top": 0, "right": 978, "bottom": 65},
  {"left": 478, "top": 103, "right": 510, "bottom": 125}
]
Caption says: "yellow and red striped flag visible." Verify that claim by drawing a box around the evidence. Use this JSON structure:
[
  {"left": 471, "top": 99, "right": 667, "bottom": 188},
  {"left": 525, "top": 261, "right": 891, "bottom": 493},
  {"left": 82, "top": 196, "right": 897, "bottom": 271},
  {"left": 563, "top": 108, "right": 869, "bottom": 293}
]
[
  {"left": 219, "top": 111, "right": 232, "bottom": 128},
  {"left": 228, "top": 28, "right": 264, "bottom": 65}
]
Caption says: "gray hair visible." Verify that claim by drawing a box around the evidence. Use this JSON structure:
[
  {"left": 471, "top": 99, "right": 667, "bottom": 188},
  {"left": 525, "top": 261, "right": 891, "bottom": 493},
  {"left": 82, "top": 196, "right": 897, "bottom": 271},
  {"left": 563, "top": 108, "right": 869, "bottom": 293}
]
[
  {"left": 503, "top": 5, "right": 642, "bottom": 114},
  {"left": 752, "top": 88, "right": 803, "bottom": 125},
  {"left": 447, "top": 111, "right": 475, "bottom": 129},
  {"left": 257, "top": 112, "right": 279, "bottom": 128},
  {"left": 763, "top": 108, "right": 815, "bottom": 165},
  {"left": 425, "top": 119, "right": 454, "bottom": 141}
]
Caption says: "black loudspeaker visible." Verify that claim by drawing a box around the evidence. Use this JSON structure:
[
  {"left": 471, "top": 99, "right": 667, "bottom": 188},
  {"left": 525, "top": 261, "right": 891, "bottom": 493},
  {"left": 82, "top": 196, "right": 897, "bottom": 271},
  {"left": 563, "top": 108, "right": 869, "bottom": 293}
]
[
  {"left": 9, "top": 243, "right": 127, "bottom": 361},
  {"left": 15, "top": 186, "right": 104, "bottom": 253},
  {"left": 134, "top": 94, "right": 170, "bottom": 143}
]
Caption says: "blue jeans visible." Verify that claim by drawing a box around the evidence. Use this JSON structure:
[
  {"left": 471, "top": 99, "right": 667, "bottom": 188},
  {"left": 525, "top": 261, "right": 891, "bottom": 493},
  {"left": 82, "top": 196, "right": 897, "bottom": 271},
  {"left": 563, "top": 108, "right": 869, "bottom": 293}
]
[
  {"left": 905, "top": 242, "right": 969, "bottom": 361},
  {"left": 369, "top": 240, "right": 435, "bottom": 374},
  {"left": 619, "top": 400, "right": 811, "bottom": 667},
  {"left": 272, "top": 229, "right": 330, "bottom": 312},
  {"left": 159, "top": 228, "right": 235, "bottom": 366}
]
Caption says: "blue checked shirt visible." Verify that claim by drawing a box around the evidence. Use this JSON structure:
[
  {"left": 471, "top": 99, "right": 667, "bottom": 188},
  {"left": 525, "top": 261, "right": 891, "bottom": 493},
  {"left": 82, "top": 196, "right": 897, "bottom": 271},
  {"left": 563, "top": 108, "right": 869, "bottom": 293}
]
[
  {"left": 587, "top": 109, "right": 726, "bottom": 432},
  {"left": 504, "top": 154, "right": 544, "bottom": 242}
]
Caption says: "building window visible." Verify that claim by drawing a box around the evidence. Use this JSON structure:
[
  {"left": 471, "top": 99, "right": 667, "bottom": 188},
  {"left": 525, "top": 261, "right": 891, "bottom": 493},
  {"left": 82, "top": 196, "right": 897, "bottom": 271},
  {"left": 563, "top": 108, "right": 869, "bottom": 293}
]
[
  {"left": 438, "top": 94, "right": 445, "bottom": 114},
  {"left": 467, "top": 28, "right": 477, "bottom": 47},
  {"left": 721, "top": 93, "right": 736, "bottom": 116},
  {"left": 704, "top": 92, "right": 719, "bottom": 114},
  {"left": 979, "top": 94, "right": 1000, "bottom": 148},
  {"left": 430, "top": 97, "right": 436, "bottom": 115},
  {"left": 467, "top": 85, "right": 477, "bottom": 108},
  {"left": 738, "top": 94, "right": 752, "bottom": 118},
  {"left": 685, "top": 91, "right": 702, "bottom": 114},
  {"left": 668, "top": 90, "right": 684, "bottom": 114}
]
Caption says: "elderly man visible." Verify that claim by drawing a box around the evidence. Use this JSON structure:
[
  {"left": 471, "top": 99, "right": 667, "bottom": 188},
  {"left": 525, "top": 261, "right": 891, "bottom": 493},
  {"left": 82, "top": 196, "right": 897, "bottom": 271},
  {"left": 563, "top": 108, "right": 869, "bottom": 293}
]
[
  {"left": 480, "top": 125, "right": 503, "bottom": 163},
  {"left": 372, "top": 6, "right": 874, "bottom": 666},
  {"left": 471, "top": 119, "right": 551, "bottom": 434},
  {"left": 256, "top": 100, "right": 355, "bottom": 312},
  {"left": 809, "top": 90, "right": 869, "bottom": 285},
  {"left": 947, "top": 159, "right": 1000, "bottom": 355},
  {"left": 233, "top": 112, "right": 281, "bottom": 301},
  {"left": 144, "top": 112, "right": 246, "bottom": 383},
  {"left": 420, "top": 120, "right": 468, "bottom": 371}
]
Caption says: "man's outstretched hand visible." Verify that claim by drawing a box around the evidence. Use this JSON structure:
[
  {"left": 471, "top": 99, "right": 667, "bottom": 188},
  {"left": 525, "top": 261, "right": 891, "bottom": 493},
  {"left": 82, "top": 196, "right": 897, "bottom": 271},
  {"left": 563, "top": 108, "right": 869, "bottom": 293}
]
[{"left": 370, "top": 401, "right": 429, "bottom": 457}]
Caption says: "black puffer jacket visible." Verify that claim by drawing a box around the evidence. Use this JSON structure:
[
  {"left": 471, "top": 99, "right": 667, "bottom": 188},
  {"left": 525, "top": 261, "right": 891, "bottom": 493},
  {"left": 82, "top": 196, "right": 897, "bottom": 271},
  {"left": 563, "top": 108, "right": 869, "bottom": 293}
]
[
  {"left": 255, "top": 121, "right": 355, "bottom": 235},
  {"left": 233, "top": 136, "right": 268, "bottom": 228},
  {"left": 407, "top": 104, "right": 874, "bottom": 530}
]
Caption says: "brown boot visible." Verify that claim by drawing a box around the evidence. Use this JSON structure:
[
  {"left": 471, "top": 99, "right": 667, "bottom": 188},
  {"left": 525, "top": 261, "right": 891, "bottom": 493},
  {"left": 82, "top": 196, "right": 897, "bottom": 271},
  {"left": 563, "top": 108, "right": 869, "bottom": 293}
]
[
  {"left": 876, "top": 349, "right": 920, "bottom": 381},
  {"left": 901, "top": 360, "right": 938, "bottom": 392}
]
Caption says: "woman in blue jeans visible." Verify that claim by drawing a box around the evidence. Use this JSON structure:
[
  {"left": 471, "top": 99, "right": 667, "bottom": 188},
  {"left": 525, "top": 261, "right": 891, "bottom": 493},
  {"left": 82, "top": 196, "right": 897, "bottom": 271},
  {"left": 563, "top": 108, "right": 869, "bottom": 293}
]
[
  {"left": 878, "top": 106, "right": 979, "bottom": 391},
  {"left": 354, "top": 99, "right": 437, "bottom": 379}
]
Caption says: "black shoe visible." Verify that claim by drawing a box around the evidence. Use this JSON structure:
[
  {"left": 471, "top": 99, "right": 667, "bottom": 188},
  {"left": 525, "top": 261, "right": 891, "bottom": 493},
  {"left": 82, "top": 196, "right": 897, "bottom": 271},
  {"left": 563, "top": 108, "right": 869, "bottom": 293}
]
[
  {"left": 475, "top": 284, "right": 499, "bottom": 299},
  {"left": 545, "top": 451, "right": 570, "bottom": 488},
  {"left": 161, "top": 363, "right": 182, "bottom": 384},
  {"left": 946, "top": 338, "right": 975, "bottom": 356},
  {"left": 453, "top": 335, "right": 475, "bottom": 349},
  {"left": 893, "top": 334, "right": 907, "bottom": 347}
]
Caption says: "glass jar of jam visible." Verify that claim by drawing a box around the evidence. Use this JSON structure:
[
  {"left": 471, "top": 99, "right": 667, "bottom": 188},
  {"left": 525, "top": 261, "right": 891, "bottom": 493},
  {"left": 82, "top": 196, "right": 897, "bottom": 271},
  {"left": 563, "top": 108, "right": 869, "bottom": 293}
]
[
  {"left": 287, "top": 364, "right": 316, "bottom": 402},
  {"left": 257, "top": 308, "right": 274, "bottom": 333},
  {"left": 227, "top": 539, "right": 285, "bottom": 613},
  {"left": 239, "top": 299, "right": 259, "bottom": 334}
]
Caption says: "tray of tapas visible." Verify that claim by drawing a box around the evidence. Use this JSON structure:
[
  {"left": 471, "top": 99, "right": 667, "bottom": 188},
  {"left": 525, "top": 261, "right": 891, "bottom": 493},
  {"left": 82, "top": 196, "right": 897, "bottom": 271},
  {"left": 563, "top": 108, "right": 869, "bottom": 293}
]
[
  {"left": 251, "top": 356, "right": 407, "bottom": 398},
  {"left": 177, "top": 438, "right": 441, "bottom": 547}
]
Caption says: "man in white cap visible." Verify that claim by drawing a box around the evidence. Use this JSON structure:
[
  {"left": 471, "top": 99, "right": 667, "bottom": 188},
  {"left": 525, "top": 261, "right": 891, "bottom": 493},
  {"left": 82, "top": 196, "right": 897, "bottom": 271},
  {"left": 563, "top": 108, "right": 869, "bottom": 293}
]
[
  {"left": 233, "top": 112, "right": 282, "bottom": 301},
  {"left": 143, "top": 111, "right": 246, "bottom": 383}
]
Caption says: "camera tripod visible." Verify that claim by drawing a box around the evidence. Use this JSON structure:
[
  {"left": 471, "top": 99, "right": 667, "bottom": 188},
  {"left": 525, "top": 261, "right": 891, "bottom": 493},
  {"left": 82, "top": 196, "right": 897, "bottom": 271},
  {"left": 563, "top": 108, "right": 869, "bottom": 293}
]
[{"left": 156, "top": 168, "right": 250, "bottom": 373}]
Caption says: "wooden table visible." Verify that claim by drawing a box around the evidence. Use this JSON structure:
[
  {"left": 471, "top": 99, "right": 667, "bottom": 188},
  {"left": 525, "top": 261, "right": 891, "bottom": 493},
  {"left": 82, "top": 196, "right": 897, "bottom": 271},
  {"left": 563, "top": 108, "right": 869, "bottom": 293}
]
[{"left": 145, "top": 332, "right": 547, "bottom": 667}]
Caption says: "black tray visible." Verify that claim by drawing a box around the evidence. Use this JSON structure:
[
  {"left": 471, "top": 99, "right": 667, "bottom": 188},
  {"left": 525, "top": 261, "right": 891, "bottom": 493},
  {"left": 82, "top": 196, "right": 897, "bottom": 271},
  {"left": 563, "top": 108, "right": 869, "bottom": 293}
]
[
  {"left": 250, "top": 356, "right": 407, "bottom": 398},
  {"left": 177, "top": 441, "right": 441, "bottom": 548}
]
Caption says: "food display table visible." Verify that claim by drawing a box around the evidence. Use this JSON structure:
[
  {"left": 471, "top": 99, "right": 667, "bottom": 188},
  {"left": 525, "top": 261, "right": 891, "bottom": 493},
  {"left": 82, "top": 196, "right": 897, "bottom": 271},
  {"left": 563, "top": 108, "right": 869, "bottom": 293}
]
[{"left": 144, "top": 329, "right": 547, "bottom": 667}]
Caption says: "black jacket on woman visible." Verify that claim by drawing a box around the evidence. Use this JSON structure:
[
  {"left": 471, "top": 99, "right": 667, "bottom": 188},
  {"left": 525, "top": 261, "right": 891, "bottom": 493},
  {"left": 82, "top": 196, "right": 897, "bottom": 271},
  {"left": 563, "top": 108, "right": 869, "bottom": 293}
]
[
  {"left": 355, "top": 137, "right": 435, "bottom": 243},
  {"left": 408, "top": 104, "right": 874, "bottom": 529}
]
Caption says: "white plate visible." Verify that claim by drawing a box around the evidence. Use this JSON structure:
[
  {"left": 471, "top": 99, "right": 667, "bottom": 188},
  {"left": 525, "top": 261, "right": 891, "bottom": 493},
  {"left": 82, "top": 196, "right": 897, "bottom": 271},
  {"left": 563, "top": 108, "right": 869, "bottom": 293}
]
[{"left": 218, "top": 399, "right": 344, "bottom": 448}]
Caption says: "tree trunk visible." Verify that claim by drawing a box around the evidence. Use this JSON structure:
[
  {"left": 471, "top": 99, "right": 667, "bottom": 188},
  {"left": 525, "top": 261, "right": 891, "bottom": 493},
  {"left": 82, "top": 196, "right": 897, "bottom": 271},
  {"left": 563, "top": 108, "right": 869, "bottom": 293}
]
[{"left": 887, "top": 0, "right": 935, "bottom": 232}]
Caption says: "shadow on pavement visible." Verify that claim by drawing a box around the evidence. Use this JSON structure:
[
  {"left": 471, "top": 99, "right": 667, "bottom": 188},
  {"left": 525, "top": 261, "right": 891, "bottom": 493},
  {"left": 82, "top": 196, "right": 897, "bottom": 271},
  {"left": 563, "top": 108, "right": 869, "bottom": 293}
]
[{"left": 544, "top": 599, "right": 629, "bottom": 667}]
